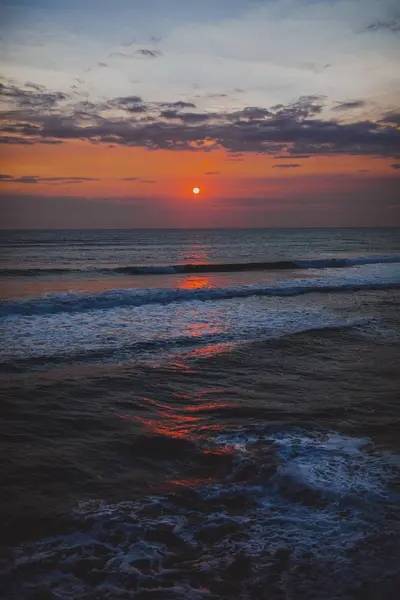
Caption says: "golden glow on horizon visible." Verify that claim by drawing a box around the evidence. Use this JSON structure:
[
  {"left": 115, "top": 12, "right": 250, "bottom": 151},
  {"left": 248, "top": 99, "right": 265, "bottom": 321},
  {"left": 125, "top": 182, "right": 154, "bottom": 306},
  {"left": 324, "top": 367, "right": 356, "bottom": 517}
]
[{"left": 0, "top": 141, "right": 396, "bottom": 202}]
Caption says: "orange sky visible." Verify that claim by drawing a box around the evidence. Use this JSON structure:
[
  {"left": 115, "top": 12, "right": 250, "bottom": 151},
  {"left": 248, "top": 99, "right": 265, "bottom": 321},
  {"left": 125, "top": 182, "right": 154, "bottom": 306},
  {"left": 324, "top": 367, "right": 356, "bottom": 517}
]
[{"left": 0, "top": 140, "right": 396, "bottom": 200}]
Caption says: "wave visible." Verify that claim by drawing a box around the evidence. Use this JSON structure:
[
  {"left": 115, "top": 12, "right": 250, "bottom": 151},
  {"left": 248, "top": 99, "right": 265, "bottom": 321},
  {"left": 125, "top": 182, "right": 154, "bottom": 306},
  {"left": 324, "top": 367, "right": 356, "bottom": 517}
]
[
  {"left": 1, "top": 313, "right": 361, "bottom": 370},
  {"left": 4, "top": 429, "right": 398, "bottom": 599},
  {"left": 1, "top": 266, "right": 400, "bottom": 317},
  {"left": 1, "top": 253, "right": 400, "bottom": 277}
]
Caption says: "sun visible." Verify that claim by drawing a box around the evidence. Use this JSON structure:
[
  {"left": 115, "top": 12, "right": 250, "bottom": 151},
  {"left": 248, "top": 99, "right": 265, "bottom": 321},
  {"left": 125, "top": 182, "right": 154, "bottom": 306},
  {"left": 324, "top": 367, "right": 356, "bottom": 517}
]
[{"left": 192, "top": 187, "right": 200, "bottom": 195}]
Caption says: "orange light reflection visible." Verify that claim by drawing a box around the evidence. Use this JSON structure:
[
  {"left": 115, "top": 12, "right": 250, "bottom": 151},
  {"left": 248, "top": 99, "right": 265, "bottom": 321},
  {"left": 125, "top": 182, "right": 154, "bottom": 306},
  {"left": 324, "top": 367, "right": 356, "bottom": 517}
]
[
  {"left": 119, "top": 388, "right": 236, "bottom": 440},
  {"left": 179, "top": 276, "right": 211, "bottom": 290},
  {"left": 186, "top": 342, "right": 234, "bottom": 358}
]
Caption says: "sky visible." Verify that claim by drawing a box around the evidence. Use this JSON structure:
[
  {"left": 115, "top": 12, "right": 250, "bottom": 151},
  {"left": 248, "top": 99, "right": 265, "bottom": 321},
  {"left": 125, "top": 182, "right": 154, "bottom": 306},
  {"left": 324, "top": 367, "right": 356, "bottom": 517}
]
[{"left": 0, "top": 0, "right": 399, "bottom": 228}]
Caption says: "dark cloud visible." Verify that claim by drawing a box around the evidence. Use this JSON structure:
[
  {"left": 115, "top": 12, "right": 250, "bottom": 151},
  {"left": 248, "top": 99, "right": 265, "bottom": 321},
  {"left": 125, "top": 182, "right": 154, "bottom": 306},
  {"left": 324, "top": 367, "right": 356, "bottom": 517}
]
[
  {"left": 159, "top": 109, "right": 180, "bottom": 119},
  {"left": 270, "top": 96, "right": 325, "bottom": 120},
  {"left": 380, "top": 112, "right": 400, "bottom": 126},
  {"left": 136, "top": 49, "right": 162, "bottom": 58},
  {"left": 231, "top": 107, "right": 272, "bottom": 120},
  {"left": 391, "top": 164, "right": 400, "bottom": 169},
  {"left": 108, "top": 95, "right": 147, "bottom": 113},
  {"left": 98, "top": 62, "right": 108, "bottom": 68},
  {"left": 332, "top": 100, "right": 366, "bottom": 111},
  {"left": 204, "top": 171, "right": 220, "bottom": 175},
  {"left": 274, "top": 155, "right": 311, "bottom": 159},
  {"left": 0, "top": 81, "right": 67, "bottom": 110},
  {"left": 0, "top": 136, "right": 35, "bottom": 145},
  {"left": 121, "top": 177, "right": 139, "bottom": 181},
  {"left": 181, "top": 112, "right": 216, "bottom": 123},
  {"left": 111, "top": 95, "right": 143, "bottom": 106},
  {"left": 1, "top": 82, "right": 399, "bottom": 159},
  {"left": 0, "top": 174, "right": 100, "bottom": 184},
  {"left": 365, "top": 19, "right": 400, "bottom": 33},
  {"left": 160, "top": 101, "right": 196, "bottom": 109},
  {"left": 0, "top": 135, "right": 62, "bottom": 145},
  {"left": 273, "top": 164, "right": 302, "bottom": 169},
  {"left": 160, "top": 110, "right": 216, "bottom": 122}
]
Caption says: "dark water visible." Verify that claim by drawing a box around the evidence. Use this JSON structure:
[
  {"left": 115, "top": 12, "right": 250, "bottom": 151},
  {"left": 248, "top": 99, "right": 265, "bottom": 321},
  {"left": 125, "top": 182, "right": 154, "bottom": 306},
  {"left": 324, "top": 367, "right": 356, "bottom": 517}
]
[{"left": 1, "top": 228, "right": 400, "bottom": 599}]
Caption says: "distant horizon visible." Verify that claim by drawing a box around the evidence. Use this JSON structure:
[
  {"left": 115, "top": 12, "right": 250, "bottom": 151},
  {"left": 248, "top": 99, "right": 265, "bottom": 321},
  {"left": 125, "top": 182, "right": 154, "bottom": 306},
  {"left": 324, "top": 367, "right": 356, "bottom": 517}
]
[{"left": 1, "top": 225, "right": 400, "bottom": 232}]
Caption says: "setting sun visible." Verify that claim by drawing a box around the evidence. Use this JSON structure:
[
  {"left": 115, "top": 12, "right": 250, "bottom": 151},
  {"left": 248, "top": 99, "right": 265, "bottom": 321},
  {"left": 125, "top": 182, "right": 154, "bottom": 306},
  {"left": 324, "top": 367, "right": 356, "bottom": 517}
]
[{"left": 192, "top": 187, "right": 200, "bottom": 195}]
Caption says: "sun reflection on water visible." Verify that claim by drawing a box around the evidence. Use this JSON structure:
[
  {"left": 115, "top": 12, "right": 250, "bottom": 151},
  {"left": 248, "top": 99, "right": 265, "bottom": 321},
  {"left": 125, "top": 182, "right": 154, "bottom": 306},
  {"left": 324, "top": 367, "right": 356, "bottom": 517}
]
[
  {"left": 179, "top": 275, "right": 211, "bottom": 290},
  {"left": 119, "top": 388, "right": 238, "bottom": 441}
]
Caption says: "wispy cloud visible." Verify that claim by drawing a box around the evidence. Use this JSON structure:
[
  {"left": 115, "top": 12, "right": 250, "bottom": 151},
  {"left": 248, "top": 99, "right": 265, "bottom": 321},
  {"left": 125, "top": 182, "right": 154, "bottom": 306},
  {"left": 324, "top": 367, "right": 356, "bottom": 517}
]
[
  {"left": 365, "top": 19, "right": 400, "bottom": 33},
  {"left": 0, "top": 174, "right": 100, "bottom": 184},
  {"left": 272, "top": 164, "right": 302, "bottom": 169},
  {"left": 332, "top": 100, "right": 366, "bottom": 111},
  {"left": 136, "top": 49, "right": 163, "bottom": 58}
]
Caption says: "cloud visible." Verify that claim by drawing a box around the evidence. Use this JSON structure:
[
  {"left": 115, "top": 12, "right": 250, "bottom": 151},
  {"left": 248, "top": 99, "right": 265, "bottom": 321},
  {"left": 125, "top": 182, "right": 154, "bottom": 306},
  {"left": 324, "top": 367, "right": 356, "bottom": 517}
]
[
  {"left": 207, "top": 93, "right": 228, "bottom": 99},
  {"left": 160, "top": 101, "right": 196, "bottom": 109},
  {"left": 97, "top": 62, "right": 108, "bottom": 68},
  {"left": 391, "top": 163, "right": 400, "bottom": 169},
  {"left": 231, "top": 106, "right": 272, "bottom": 120},
  {"left": 380, "top": 112, "right": 400, "bottom": 126},
  {"left": 365, "top": 19, "right": 400, "bottom": 33},
  {"left": 0, "top": 81, "right": 67, "bottom": 110},
  {"left": 204, "top": 171, "right": 220, "bottom": 175},
  {"left": 272, "top": 164, "right": 302, "bottom": 169},
  {"left": 270, "top": 96, "right": 325, "bottom": 120},
  {"left": 274, "top": 155, "right": 311, "bottom": 159},
  {"left": 108, "top": 52, "right": 132, "bottom": 59},
  {"left": 136, "top": 49, "right": 163, "bottom": 58},
  {"left": 118, "top": 177, "right": 156, "bottom": 183},
  {"left": 108, "top": 95, "right": 147, "bottom": 113},
  {"left": 0, "top": 136, "right": 63, "bottom": 145},
  {"left": 332, "top": 100, "right": 366, "bottom": 111},
  {"left": 1, "top": 82, "right": 399, "bottom": 158},
  {"left": 160, "top": 110, "right": 216, "bottom": 122},
  {"left": 0, "top": 174, "right": 100, "bottom": 184}
]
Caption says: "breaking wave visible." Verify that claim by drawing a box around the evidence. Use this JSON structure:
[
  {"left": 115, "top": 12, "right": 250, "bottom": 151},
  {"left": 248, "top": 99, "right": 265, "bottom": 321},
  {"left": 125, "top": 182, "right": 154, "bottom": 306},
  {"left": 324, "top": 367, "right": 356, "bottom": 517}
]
[
  {"left": 2, "top": 429, "right": 399, "bottom": 599},
  {"left": 1, "top": 263, "right": 400, "bottom": 317},
  {"left": 1, "top": 253, "right": 400, "bottom": 277}
]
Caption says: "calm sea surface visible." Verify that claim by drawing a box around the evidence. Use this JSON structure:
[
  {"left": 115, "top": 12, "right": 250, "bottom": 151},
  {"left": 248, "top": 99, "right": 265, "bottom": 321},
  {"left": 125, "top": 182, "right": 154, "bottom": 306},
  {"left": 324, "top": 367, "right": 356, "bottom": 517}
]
[{"left": 1, "top": 228, "right": 400, "bottom": 599}]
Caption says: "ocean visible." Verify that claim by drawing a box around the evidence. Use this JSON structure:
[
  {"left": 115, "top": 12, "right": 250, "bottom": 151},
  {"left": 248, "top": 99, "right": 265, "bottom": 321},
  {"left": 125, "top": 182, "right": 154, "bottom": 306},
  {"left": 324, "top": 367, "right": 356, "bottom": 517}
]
[{"left": 0, "top": 228, "right": 399, "bottom": 599}]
